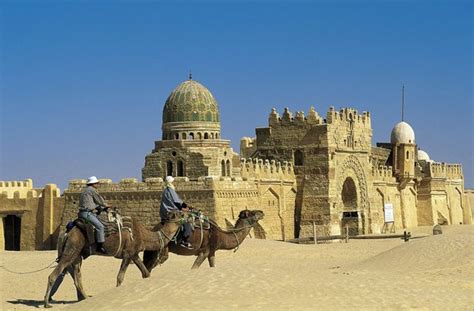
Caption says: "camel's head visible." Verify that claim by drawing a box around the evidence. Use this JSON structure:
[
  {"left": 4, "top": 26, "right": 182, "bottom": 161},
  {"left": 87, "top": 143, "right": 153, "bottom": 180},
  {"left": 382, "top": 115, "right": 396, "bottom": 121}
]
[
  {"left": 238, "top": 209, "right": 265, "bottom": 225},
  {"left": 167, "top": 210, "right": 186, "bottom": 222}
]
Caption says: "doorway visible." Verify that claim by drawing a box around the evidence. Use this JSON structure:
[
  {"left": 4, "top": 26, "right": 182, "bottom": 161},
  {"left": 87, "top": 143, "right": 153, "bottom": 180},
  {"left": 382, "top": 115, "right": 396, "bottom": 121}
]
[{"left": 3, "top": 215, "right": 21, "bottom": 250}]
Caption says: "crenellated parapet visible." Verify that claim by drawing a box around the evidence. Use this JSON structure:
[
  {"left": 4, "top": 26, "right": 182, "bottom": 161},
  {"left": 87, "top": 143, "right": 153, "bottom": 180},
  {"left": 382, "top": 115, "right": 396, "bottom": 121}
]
[
  {"left": 372, "top": 165, "right": 396, "bottom": 182},
  {"left": 268, "top": 107, "right": 324, "bottom": 127},
  {"left": 0, "top": 179, "right": 59, "bottom": 199},
  {"left": 326, "top": 106, "right": 371, "bottom": 127},
  {"left": 425, "top": 162, "right": 464, "bottom": 180},
  {"left": 240, "top": 158, "right": 295, "bottom": 181}
]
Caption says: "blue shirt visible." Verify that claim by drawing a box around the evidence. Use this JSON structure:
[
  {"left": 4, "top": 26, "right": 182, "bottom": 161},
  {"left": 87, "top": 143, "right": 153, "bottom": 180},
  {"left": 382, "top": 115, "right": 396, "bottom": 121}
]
[{"left": 160, "top": 187, "right": 183, "bottom": 221}]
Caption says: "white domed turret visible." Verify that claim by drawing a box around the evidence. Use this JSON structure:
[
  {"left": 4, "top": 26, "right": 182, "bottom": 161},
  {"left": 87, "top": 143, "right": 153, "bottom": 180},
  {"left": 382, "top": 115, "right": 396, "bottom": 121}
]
[
  {"left": 390, "top": 121, "right": 415, "bottom": 144},
  {"left": 417, "top": 149, "right": 430, "bottom": 162}
]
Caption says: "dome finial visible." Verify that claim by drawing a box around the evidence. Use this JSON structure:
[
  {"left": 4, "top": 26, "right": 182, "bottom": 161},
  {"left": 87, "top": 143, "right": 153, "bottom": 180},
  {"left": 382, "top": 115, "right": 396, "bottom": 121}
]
[{"left": 189, "top": 71, "right": 192, "bottom": 80}]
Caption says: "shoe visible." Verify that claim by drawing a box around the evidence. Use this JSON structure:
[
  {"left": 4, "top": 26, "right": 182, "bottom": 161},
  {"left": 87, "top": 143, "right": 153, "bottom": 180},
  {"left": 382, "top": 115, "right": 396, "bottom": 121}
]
[
  {"left": 96, "top": 243, "right": 107, "bottom": 254},
  {"left": 180, "top": 241, "right": 193, "bottom": 249}
]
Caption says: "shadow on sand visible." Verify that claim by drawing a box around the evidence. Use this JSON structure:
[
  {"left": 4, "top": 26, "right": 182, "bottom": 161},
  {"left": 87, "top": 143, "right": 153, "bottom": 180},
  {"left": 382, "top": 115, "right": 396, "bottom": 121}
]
[{"left": 7, "top": 299, "right": 77, "bottom": 308}]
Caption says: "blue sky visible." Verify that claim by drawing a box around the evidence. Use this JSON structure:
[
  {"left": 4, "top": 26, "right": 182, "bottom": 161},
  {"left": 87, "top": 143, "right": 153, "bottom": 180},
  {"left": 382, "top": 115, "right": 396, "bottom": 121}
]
[{"left": 0, "top": 1, "right": 472, "bottom": 190}]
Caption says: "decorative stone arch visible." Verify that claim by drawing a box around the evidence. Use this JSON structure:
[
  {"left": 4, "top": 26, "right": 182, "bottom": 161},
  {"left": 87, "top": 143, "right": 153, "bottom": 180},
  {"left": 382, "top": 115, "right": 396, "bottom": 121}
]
[
  {"left": 336, "top": 155, "right": 369, "bottom": 234},
  {"left": 336, "top": 156, "right": 369, "bottom": 210}
]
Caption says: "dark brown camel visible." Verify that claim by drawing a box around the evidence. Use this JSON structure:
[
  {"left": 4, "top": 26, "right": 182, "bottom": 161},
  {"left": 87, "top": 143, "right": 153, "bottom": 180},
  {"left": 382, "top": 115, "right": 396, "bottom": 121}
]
[
  {"left": 43, "top": 211, "right": 186, "bottom": 308},
  {"left": 143, "top": 209, "right": 264, "bottom": 271}
]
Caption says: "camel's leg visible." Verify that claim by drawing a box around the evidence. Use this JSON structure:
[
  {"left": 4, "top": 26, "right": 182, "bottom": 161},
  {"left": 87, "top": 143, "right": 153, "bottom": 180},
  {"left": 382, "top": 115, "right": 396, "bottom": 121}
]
[
  {"left": 44, "top": 257, "right": 76, "bottom": 308},
  {"left": 71, "top": 259, "right": 87, "bottom": 300},
  {"left": 132, "top": 254, "right": 150, "bottom": 279},
  {"left": 208, "top": 250, "right": 216, "bottom": 268},
  {"left": 191, "top": 250, "right": 209, "bottom": 270},
  {"left": 116, "top": 257, "right": 131, "bottom": 287}
]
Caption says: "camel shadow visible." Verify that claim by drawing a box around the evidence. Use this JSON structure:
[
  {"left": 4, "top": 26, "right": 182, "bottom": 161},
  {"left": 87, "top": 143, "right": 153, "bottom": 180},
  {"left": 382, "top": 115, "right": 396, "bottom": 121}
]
[{"left": 7, "top": 298, "right": 77, "bottom": 308}]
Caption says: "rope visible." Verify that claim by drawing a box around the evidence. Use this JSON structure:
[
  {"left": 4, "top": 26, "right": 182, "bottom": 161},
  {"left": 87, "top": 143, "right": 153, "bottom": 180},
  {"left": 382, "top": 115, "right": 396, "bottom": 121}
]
[
  {"left": 0, "top": 260, "right": 57, "bottom": 274},
  {"left": 114, "top": 214, "right": 123, "bottom": 258},
  {"left": 208, "top": 218, "right": 256, "bottom": 233},
  {"left": 232, "top": 230, "right": 240, "bottom": 253}
]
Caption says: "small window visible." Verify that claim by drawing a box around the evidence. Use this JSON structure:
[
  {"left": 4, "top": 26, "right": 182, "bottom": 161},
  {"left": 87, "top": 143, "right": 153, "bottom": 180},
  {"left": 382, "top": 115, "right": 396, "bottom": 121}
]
[
  {"left": 294, "top": 150, "right": 304, "bottom": 166},
  {"left": 167, "top": 160, "right": 174, "bottom": 177},
  {"left": 221, "top": 160, "right": 226, "bottom": 176},
  {"left": 177, "top": 160, "right": 184, "bottom": 176}
]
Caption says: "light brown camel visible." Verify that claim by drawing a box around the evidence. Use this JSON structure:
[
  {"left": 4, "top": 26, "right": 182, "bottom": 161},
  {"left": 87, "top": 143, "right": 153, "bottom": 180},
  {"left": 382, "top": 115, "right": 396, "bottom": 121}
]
[
  {"left": 43, "top": 210, "right": 186, "bottom": 308},
  {"left": 143, "top": 209, "right": 264, "bottom": 271}
]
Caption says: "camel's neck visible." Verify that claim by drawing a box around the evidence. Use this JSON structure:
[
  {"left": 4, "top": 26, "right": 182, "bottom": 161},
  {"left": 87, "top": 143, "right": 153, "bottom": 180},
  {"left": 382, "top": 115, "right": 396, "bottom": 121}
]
[{"left": 219, "top": 218, "right": 253, "bottom": 250}]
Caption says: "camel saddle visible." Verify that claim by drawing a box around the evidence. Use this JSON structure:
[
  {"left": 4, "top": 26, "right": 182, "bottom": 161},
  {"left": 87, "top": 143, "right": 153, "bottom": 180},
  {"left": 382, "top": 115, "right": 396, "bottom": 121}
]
[
  {"left": 72, "top": 210, "right": 133, "bottom": 259},
  {"left": 188, "top": 210, "right": 211, "bottom": 230}
]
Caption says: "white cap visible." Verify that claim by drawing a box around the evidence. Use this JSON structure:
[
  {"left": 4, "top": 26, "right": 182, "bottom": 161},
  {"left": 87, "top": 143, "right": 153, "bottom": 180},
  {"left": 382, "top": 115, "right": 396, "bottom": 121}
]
[
  {"left": 165, "top": 176, "right": 174, "bottom": 183},
  {"left": 86, "top": 176, "right": 99, "bottom": 185}
]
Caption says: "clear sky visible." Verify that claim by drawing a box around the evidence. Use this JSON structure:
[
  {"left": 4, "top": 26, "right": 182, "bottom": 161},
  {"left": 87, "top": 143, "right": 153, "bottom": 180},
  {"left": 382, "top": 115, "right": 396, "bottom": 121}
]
[{"left": 0, "top": 1, "right": 472, "bottom": 191}]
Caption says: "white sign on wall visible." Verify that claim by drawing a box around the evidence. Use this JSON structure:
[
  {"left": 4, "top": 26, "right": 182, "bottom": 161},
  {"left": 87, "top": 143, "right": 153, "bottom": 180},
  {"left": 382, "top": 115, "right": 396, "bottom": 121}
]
[{"left": 384, "top": 203, "right": 394, "bottom": 223}]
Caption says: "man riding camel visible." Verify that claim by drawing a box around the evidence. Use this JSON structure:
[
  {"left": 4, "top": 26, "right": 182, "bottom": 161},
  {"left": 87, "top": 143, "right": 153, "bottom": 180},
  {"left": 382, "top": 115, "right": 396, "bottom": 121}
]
[
  {"left": 160, "top": 176, "right": 193, "bottom": 249},
  {"left": 78, "top": 176, "right": 108, "bottom": 254}
]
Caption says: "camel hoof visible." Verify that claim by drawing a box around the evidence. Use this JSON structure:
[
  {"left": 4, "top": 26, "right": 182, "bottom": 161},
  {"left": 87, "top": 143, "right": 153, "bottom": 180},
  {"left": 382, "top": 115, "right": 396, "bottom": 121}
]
[{"left": 44, "top": 303, "right": 53, "bottom": 308}]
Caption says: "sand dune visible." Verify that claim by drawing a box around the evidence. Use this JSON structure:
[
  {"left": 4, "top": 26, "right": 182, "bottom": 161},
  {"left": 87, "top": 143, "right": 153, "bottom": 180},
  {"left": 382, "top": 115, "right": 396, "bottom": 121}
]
[{"left": 1, "top": 225, "right": 473, "bottom": 310}]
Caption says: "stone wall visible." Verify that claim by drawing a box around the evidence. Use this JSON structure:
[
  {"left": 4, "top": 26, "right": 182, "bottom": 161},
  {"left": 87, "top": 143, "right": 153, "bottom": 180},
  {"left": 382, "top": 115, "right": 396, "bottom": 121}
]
[{"left": 61, "top": 160, "right": 296, "bottom": 241}]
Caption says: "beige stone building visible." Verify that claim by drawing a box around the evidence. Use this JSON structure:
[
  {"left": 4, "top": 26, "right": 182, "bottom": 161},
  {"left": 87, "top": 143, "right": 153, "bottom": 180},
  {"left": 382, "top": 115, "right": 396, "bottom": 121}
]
[
  {"left": 241, "top": 106, "right": 472, "bottom": 237},
  {"left": 1, "top": 78, "right": 471, "bottom": 250},
  {"left": 0, "top": 180, "right": 62, "bottom": 250}
]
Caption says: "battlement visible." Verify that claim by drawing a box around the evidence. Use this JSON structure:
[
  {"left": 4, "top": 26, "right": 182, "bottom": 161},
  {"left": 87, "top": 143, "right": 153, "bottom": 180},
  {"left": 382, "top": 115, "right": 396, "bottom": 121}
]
[
  {"left": 0, "top": 179, "right": 58, "bottom": 199},
  {"left": 425, "top": 162, "right": 463, "bottom": 180},
  {"left": 0, "top": 179, "right": 33, "bottom": 189},
  {"left": 268, "top": 107, "right": 324, "bottom": 127},
  {"left": 268, "top": 106, "right": 371, "bottom": 129},
  {"left": 326, "top": 106, "right": 371, "bottom": 127},
  {"left": 372, "top": 165, "right": 395, "bottom": 182},
  {"left": 240, "top": 158, "right": 295, "bottom": 181}
]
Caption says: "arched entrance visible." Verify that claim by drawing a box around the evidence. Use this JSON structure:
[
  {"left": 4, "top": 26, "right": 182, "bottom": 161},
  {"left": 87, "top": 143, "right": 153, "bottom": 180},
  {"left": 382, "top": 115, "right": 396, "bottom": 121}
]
[{"left": 340, "top": 177, "right": 359, "bottom": 236}]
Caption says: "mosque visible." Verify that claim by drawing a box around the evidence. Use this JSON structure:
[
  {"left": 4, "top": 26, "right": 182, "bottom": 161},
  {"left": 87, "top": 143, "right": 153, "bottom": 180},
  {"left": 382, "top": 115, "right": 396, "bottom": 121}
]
[{"left": 0, "top": 77, "right": 471, "bottom": 250}]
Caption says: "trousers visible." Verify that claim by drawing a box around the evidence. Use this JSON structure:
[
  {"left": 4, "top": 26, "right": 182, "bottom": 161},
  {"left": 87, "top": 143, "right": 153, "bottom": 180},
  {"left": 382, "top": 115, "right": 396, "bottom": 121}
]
[{"left": 78, "top": 210, "right": 105, "bottom": 243}]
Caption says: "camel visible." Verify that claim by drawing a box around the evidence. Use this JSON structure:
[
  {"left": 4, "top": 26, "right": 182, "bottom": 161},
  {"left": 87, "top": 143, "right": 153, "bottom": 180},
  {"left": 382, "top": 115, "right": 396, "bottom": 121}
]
[
  {"left": 143, "top": 209, "right": 264, "bottom": 271},
  {"left": 43, "top": 210, "right": 186, "bottom": 308}
]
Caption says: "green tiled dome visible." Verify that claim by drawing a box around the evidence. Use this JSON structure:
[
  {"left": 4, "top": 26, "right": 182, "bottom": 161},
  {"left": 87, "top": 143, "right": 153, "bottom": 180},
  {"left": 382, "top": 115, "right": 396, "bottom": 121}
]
[{"left": 163, "top": 79, "right": 220, "bottom": 123}]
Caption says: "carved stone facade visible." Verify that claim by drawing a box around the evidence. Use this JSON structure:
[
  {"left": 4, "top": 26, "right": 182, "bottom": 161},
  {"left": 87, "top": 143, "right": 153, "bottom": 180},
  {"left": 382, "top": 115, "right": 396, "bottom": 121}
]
[{"left": 242, "top": 106, "right": 472, "bottom": 237}]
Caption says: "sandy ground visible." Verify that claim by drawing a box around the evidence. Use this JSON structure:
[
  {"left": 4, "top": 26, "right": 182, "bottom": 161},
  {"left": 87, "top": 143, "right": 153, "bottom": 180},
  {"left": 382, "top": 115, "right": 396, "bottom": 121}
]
[{"left": 1, "top": 225, "right": 473, "bottom": 311}]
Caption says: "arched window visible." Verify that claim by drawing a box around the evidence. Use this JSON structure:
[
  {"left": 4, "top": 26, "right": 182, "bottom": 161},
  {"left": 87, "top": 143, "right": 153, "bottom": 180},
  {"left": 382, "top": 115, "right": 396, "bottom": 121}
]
[
  {"left": 406, "top": 151, "right": 409, "bottom": 160},
  {"left": 204, "top": 133, "right": 209, "bottom": 139},
  {"left": 211, "top": 133, "right": 215, "bottom": 139},
  {"left": 216, "top": 133, "right": 219, "bottom": 139},
  {"left": 167, "top": 160, "right": 174, "bottom": 177},
  {"left": 294, "top": 150, "right": 304, "bottom": 166},
  {"left": 182, "top": 133, "right": 187, "bottom": 140},
  {"left": 221, "top": 160, "right": 226, "bottom": 176},
  {"left": 189, "top": 133, "right": 194, "bottom": 140},
  {"left": 175, "top": 133, "right": 179, "bottom": 140},
  {"left": 177, "top": 160, "right": 184, "bottom": 176},
  {"left": 197, "top": 132, "right": 202, "bottom": 139},
  {"left": 226, "top": 159, "right": 231, "bottom": 176}
]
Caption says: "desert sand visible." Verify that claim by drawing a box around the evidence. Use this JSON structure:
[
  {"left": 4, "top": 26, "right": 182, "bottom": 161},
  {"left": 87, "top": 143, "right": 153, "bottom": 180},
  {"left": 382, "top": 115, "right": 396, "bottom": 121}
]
[{"left": 1, "top": 225, "right": 473, "bottom": 310}]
